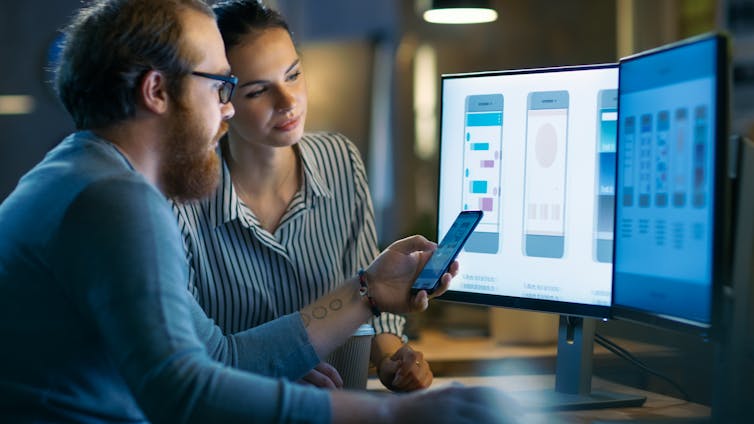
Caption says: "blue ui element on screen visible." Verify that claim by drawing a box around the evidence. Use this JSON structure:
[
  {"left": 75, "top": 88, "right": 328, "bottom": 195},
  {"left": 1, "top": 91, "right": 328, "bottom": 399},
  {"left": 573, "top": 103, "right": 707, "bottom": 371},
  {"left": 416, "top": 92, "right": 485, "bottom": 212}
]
[
  {"left": 467, "top": 112, "right": 502, "bottom": 127},
  {"left": 614, "top": 37, "right": 718, "bottom": 325},
  {"left": 595, "top": 90, "right": 617, "bottom": 263},
  {"left": 462, "top": 94, "right": 504, "bottom": 254},
  {"left": 470, "top": 143, "right": 490, "bottom": 151}
]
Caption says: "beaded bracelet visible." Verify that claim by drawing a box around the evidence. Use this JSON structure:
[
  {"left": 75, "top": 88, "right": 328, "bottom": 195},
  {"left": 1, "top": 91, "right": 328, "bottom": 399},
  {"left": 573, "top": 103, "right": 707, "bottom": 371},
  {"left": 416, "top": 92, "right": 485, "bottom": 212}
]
[{"left": 358, "top": 269, "right": 381, "bottom": 317}]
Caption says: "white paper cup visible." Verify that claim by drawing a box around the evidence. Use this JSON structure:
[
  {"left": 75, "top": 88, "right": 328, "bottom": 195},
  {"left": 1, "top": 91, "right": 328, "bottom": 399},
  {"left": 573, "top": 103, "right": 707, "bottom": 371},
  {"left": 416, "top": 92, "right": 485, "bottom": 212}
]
[{"left": 326, "top": 324, "right": 376, "bottom": 389}]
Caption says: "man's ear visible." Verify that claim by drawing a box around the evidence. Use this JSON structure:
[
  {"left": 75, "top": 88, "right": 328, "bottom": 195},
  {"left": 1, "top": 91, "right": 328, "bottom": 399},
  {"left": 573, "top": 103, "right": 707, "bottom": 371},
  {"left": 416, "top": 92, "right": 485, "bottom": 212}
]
[{"left": 139, "top": 70, "right": 170, "bottom": 114}]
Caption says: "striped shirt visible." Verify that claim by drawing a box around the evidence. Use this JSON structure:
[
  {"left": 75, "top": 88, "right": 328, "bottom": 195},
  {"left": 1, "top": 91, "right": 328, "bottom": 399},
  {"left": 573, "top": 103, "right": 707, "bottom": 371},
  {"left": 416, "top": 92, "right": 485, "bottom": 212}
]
[{"left": 172, "top": 132, "right": 405, "bottom": 338}]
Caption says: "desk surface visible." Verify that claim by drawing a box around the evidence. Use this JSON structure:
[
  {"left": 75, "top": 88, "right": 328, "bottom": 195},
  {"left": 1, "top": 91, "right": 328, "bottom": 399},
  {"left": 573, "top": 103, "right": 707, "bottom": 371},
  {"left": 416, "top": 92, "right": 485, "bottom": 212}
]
[
  {"left": 367, "top": 374, "right": 711, "bottom": 423},
  {"left": 405, "top": 328, "right": 678, "bottom": 379},
  {"left": 370, "top": 329, "right": 710, "bottom": 422},
  {"left": 411, "top": 329, "right": 674, "bottom": 362}
]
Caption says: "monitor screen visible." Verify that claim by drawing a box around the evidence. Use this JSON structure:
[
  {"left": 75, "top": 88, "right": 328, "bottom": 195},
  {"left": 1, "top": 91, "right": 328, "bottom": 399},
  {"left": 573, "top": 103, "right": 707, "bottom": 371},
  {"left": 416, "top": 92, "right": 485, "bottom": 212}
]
[
  {"left": 437, "top": 64, "right": 618, "bottom": 318},
  {"left": 612, "top": 33, "right": 730, "bottom": 335}
]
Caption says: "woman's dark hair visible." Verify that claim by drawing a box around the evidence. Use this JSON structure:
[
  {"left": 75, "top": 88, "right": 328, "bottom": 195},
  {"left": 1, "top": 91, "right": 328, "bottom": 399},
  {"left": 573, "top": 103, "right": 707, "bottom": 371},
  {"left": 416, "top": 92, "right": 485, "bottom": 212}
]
[
  {"left": 212, "top": 0, "right": 293, "bottom": 52},
  {"left": 55, "top": 0, "right": 214, "bottom": 130}
]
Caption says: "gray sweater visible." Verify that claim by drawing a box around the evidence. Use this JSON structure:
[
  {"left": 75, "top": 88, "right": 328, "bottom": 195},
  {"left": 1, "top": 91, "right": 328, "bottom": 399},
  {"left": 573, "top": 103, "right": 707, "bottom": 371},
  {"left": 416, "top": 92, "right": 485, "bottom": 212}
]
[{"left": 0, "top": 131, "right": 331, "bottom": 423}]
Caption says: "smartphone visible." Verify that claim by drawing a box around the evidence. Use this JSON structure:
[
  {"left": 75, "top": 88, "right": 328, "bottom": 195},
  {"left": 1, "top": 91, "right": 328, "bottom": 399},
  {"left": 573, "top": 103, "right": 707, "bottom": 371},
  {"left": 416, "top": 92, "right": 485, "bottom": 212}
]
[
  {"left": 462, "top": 94, "right": 503, "bottom": 254},
  {"left": 411, "top": 210, "right": 484, "bottom": 295},
  {"left": 522, "top": 90, "right": 569, "bottom": 258},
  {"left": 594, "top": 89, "right": 617, "bottom": 263}
]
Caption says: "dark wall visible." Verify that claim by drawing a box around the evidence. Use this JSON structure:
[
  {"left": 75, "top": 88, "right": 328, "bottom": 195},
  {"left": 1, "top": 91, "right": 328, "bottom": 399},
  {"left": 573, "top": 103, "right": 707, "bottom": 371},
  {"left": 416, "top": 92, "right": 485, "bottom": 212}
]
[
  {"left": 0, "top": 1, "right": 79, "bottom": 200},
  {"left": 392, "top": 0, "right": 618, "bottom": 240}
]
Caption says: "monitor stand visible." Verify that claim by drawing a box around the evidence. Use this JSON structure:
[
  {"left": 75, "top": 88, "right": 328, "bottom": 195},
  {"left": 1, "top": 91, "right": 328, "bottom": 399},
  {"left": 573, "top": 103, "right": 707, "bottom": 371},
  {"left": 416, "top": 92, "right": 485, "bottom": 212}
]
[{"left": 509, "top": 315, "right": 647, "bottom": 411}]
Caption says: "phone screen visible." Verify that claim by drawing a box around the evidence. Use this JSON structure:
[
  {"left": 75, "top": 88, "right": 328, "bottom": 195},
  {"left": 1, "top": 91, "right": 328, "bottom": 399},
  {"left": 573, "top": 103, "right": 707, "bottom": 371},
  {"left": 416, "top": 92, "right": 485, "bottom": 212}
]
[
  {"left": 412, "top": 210, "right": 484, "bottom": 294},
  {"left": 462, "top": 94, "right": 503, "bottom": 254},
  {"left": 594, "top": 89, "right": 617, "bottom": 263},
  {"left": 522, "top": 90, "right": 569, "bottom": 258}
]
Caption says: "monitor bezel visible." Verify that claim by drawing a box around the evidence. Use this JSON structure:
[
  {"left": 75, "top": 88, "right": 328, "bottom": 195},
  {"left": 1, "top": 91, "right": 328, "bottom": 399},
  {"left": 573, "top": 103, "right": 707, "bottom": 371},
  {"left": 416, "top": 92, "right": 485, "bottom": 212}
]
[
  {"left": 609, "top": 32, "right": 732, "bottom": 338},
  {"left": 436, "top": 63, "right": 619, "bottom": 320}
]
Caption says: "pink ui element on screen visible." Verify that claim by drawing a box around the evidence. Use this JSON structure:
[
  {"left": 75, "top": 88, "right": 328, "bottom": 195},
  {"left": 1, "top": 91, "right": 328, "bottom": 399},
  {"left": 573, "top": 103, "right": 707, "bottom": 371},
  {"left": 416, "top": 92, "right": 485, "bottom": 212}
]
[
  {"left": 479, "top": 197, "right": 494, "bottom": 211},
  {"left": 480, "top": 160, "right": 495, "bottom": 168}
]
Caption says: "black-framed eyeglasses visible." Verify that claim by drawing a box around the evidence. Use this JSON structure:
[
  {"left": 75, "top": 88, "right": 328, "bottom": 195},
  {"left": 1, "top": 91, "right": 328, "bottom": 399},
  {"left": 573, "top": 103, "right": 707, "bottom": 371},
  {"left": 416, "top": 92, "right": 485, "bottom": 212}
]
[{"left": 191, "top": 71, "right": 238, "bottom": 104}]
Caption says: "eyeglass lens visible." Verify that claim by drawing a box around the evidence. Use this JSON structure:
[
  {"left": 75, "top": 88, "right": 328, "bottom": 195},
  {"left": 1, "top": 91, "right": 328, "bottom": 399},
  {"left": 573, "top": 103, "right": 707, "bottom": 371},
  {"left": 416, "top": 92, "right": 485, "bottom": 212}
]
[{"left": 220, "top": 82, "right": 233, "bottom": 104}]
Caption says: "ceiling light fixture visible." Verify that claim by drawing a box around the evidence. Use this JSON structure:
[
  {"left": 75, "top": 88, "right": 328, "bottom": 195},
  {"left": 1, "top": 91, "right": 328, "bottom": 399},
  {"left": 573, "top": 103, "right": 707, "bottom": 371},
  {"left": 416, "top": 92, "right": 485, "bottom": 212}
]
[{"left": 422, "top": 0, "right": 498, "bottom": 24}]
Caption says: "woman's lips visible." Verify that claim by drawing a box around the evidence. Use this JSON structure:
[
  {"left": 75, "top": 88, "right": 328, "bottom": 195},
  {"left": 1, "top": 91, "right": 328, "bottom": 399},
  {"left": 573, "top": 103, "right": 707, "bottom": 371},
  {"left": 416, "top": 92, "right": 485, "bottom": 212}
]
[{"left": 275, "top": 115, "right": 301, "bottom": 131}]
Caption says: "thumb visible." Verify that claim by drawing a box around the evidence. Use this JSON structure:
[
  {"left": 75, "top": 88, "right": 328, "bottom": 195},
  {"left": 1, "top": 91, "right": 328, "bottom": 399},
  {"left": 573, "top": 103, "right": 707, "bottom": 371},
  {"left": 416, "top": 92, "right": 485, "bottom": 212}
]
[{"left": 390, "top": 345, "right": 408, "bottom": 361}]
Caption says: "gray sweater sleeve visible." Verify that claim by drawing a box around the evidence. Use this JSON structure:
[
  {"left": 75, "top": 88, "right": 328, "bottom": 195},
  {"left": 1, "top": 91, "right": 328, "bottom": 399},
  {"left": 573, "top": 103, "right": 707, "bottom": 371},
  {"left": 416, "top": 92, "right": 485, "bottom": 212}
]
[
  {"left": 55, "top": 178, "right": 330, "bottom": 424},
  {"left": 190, "top": 299, "right": 322, "bottom": 380}
]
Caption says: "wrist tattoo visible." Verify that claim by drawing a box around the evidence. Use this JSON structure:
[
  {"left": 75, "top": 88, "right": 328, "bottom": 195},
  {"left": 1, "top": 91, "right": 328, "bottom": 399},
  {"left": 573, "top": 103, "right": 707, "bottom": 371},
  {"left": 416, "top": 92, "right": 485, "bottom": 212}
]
[
  {"left": 302, "top": 298, "right": 345, "bottom": 327},
  {"left": 312, "top": 306, "right": 328, "bottom": 319},
  {"left": 329, "top": 299, "right": 343, "bottom": 311}
]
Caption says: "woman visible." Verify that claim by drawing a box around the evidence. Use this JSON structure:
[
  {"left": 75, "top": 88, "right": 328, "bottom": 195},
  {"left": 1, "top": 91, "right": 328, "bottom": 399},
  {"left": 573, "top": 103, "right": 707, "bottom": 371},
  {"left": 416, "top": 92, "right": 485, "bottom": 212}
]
[{"left": 173, "top": 0, "right": 432, "bottom": 392}]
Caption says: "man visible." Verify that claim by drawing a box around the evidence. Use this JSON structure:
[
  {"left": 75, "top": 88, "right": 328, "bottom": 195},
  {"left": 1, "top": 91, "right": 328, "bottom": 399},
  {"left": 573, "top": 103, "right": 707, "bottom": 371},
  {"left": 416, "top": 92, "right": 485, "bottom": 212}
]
[{"left": 0, "top": 0, "right": 517, "bottom": 422}]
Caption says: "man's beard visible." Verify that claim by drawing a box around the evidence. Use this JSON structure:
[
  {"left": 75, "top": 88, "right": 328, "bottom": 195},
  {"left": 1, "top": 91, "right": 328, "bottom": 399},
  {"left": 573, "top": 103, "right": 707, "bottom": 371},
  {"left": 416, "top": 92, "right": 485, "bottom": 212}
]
[{"left": 160, "top": 100, "right": 225, "bottom": 202}]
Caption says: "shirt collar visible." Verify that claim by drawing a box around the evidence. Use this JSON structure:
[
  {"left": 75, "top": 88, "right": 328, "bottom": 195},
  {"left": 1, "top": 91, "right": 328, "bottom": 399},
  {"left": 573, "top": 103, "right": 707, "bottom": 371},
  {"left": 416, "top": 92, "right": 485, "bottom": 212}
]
[
  {"left": 210, "top": 138, "right": 333, "bottom": 230},
  {"left": 297, "top": 138, "right": 332, "bottom": 200},
  {"left": 210, "top": 155, "right": 240, "bottom": 229}
]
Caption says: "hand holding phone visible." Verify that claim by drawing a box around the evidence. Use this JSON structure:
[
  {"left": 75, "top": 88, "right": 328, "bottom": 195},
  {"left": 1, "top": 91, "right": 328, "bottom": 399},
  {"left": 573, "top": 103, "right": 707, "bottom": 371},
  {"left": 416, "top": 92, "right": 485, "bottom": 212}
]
[{"left": 411, "top": 211, "right": 483, "bottom": 295}]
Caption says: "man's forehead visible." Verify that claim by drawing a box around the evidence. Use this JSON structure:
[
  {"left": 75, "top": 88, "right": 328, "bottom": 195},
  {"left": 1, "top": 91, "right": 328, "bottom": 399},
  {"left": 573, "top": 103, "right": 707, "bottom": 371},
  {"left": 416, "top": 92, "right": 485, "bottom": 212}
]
[{"left": 179, "top": 8, "right": 230, "bottom": 72}]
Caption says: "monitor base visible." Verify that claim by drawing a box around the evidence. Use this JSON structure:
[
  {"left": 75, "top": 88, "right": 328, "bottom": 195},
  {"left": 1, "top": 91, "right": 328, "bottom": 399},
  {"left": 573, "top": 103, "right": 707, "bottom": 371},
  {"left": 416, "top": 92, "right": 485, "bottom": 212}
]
[{"left": 509, "top": 388, "right": 647, "bottom": 411}]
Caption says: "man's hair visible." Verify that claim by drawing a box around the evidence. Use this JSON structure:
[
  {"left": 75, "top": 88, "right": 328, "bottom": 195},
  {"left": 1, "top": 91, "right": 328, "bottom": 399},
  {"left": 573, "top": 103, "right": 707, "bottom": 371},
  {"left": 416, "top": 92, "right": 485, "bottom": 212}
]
[
  {"left": 212, "top": 0, "right": 292, "bottom": 53},
  {"left": 55, "top": 0, "right": 214, "bottom": 130}
]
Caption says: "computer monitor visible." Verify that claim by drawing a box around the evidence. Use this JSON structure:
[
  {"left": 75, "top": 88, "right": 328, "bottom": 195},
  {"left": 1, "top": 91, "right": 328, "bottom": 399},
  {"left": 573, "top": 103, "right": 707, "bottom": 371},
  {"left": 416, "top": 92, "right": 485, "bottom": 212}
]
[
  {"left": 612, "top": 32, "right": 748, "bottom": 422},
  {"left": 438, "top": 64, "right": 617, "bottom": 316},
  {"left": 612, "top": 33, "right": 731, "bottom": 338},
  {"left": 437, "top": 64, "right": 645, "bottom": 409}
]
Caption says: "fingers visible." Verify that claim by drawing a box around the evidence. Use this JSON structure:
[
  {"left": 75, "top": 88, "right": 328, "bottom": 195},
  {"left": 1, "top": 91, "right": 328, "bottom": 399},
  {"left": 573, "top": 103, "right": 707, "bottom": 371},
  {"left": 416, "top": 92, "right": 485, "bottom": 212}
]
[
  {"left": 410, "top": 290, "right": 429, "bottom": 312},
  {"left": 301, "top": 369, "right": 336, "bottom": 389},
  {"left": 437, "top": 386, "right": 522, "bottom": 423},
  {"left": 392, "top": 358, "right": 432, "bottom": 391},
  {"left": 408, "top": 268, "right": 454, "bottom": 311},
  {"left": 446, "top": 259, "right": 460, "bottom": 277},
  {"left": 299, "top": 365, "right": 343, "bottom": 389},
  {"left": 391, "top": 383, "right": 520, "bottom": 423},
  {"left": 367, "top": 233, "right": 456, "bottom": 315},
  {"left": 409, "top": 271, "right": 453, "bottom": 307},
  {"left": 389, "top": 234, "right": 436, "bottom": 255},
  {"left": 389, "top": 346, "right": 433, "bottom": 391},
  {"left": 457, "top": 386, "right": 523, "bottom": 423},
  {"left": 389, "top": 343, "right": 413, "bottom": 361},
  {"left": 315, "top": 362, "right": 343, "bottom": 389},
  {"left": 428, "top": 272, "right": 452, "bottom": 299}
]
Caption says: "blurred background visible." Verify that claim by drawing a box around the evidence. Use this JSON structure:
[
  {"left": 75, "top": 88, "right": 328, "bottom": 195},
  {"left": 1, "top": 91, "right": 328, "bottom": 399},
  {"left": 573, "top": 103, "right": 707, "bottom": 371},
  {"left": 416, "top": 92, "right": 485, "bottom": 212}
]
[
  {"left": 1, "top": 0, "right": 753, "bottom": 407},
  {"left": 3, "top": 0, "right": 754, "bottom": 240}
]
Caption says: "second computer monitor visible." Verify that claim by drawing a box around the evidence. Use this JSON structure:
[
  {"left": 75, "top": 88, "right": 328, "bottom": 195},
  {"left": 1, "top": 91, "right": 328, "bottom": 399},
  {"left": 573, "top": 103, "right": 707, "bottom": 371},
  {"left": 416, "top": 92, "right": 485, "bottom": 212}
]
[
  {"left": 438, "top": 64, "right": 618, "bottom": 318},
  {"left": 612, "top": 33, "right": 731, "bottom": 336}
]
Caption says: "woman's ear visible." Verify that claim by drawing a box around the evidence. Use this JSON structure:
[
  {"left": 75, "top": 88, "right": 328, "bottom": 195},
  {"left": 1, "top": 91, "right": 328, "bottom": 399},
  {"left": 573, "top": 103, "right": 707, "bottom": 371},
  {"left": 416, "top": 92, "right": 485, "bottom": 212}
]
[{"left": 138, "top": 69, "right": 170, "bottom": 114}]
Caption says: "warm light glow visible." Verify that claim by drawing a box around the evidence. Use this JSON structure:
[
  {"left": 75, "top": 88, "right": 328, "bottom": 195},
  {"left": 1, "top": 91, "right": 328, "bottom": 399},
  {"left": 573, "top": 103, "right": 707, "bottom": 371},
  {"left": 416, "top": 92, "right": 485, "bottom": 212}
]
[
  {"left": 413, "top": 44, "right": 438, "bottom": 160},
  {"left": 423, "top": 7, "right": 498, "bottom": 24},
  {"left": 0, "top": 95, "right": 35, "bottom": 115}
]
